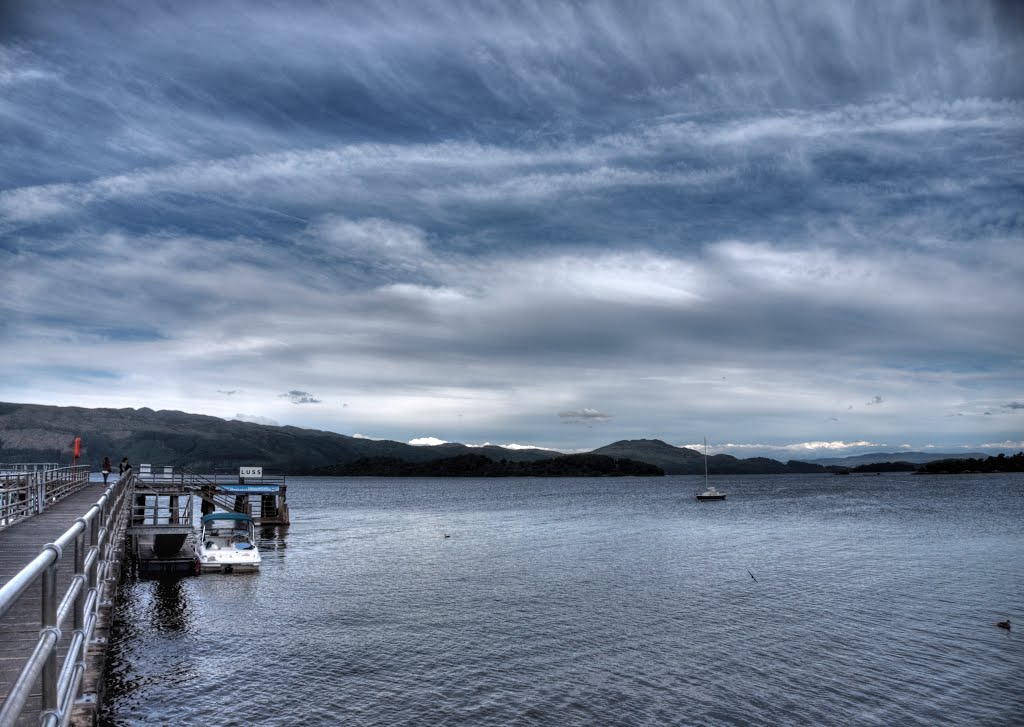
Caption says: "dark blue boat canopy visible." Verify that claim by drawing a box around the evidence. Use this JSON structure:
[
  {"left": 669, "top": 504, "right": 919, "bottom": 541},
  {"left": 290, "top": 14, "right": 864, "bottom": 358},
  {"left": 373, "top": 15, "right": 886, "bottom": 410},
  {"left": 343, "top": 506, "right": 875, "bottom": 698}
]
[{"left": 201, "top": 512, "right": 254, "bottom": 523}]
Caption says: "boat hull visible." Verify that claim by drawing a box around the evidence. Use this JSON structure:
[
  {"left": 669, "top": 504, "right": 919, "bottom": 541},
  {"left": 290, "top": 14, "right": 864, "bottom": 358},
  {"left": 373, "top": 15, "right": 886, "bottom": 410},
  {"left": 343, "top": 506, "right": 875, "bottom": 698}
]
[
  {"left": 195, "top": 559, "right": 260, "bottom": 574},
  {"left": 193, "top": 544, "right": 262, "bottom": 573},
  {"left": 696, "top": 494, "right": 727, "bottom": 501}
]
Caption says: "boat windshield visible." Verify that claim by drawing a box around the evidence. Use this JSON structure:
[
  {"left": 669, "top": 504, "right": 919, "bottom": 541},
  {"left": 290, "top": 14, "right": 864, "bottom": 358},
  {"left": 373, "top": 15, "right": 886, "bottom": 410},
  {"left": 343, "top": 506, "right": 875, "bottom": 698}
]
[{"left": 206, "top": 519, "right": 252, "bottom": 535}]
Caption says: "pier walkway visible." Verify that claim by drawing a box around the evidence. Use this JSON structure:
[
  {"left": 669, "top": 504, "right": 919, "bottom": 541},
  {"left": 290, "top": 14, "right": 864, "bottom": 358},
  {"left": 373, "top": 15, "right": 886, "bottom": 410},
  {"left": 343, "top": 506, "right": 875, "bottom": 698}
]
[
  {"left": 0, "top": 463, "right": 288, "bottom": 725},
  {"left": 0, "top": 468, "right": 128, "bottom": 727}
]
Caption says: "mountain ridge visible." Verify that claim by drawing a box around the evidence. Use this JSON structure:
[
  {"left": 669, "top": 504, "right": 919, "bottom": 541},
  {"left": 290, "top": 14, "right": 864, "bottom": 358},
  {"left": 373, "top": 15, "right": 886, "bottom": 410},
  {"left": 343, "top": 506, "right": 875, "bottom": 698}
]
[
  {"left": 591, "top": 439, "right": 825, "bottom": 474},
  {"left": 0, "top": 402, "right": 555, "bottom": 471},
  {"left": 0, "top": 402, "right": 990, "bottom": 475}
]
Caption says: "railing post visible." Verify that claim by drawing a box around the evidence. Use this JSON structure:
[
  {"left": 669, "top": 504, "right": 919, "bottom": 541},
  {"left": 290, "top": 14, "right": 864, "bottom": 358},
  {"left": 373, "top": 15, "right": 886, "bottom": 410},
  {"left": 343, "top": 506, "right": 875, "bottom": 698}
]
[
  {"left": 88, "top": 513, "right": 100, "bottom": 602},
  {"left": 74, "top": 530, "right": 85, "bottom": 631},
  {"left": 91, "top": 507, "right": 100, "bottom": 549},
  {"left": 36, "top": 471, "right": 46, "bottom": 514},
  {"left": 41, "top": 557, "right": 60, "bottom": 714}
]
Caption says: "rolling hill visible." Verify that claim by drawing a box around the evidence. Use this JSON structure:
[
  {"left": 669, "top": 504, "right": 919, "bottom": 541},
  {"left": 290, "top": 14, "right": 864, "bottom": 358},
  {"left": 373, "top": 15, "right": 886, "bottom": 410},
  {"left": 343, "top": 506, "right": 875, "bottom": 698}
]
[
  {"left": 5, "top": 402, "right": 978, "bottom": 476},
  {"left": 0, "top": 402, "right": 555, "bottom": 472},
  {"left": 591, "top": 439, "right": 826, "bottom": 475}
]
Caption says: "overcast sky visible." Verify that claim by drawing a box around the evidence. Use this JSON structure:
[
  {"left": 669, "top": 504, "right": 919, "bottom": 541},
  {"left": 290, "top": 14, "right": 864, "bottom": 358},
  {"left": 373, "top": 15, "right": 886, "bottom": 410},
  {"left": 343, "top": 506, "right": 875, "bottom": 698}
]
[{"left": 2, "top": 1, "right": 1022, "bottom": 458}]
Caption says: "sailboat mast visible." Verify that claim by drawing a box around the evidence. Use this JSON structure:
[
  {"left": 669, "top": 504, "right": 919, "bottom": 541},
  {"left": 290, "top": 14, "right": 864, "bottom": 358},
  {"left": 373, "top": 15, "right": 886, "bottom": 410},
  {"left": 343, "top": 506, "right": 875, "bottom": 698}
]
[{"left": 703, "top": 436, "right": 708, "bottom": 487}]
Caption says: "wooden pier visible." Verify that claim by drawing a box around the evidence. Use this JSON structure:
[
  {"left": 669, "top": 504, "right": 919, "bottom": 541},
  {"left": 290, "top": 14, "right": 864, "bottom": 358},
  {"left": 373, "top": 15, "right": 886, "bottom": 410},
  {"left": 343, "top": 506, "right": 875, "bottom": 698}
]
[
  {"left": 1, "top": 464, "right": 288, "bottom": 724},
  {"left": 0, "top": 463, "right": 288, "bottom": 725},
  {"left": 0, "top": 466, "right": 126, "bottom": 727}
]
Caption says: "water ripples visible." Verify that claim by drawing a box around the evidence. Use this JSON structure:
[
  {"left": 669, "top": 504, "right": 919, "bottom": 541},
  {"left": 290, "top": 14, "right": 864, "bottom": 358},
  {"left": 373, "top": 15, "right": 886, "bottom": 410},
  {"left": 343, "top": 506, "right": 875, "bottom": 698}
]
[{"left": 99, "top": 474, "right": 1024, "bottom": 726}]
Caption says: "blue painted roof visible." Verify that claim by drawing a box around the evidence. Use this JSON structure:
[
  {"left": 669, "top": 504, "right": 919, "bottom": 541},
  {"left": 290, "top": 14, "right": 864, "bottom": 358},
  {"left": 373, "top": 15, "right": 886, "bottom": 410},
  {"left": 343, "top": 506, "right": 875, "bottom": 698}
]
[{"left": 201, "top": 512, "right": 254, "bottom": 523}]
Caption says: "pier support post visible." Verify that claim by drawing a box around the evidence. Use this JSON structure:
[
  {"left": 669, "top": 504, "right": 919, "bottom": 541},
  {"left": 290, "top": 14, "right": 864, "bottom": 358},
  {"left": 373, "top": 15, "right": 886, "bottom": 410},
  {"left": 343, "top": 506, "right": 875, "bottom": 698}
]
[
  {"left": 132, "top": 493, "right": 146, "bottom": 526},
  {"left": 261, "top": 494, "right": 277, "bottom": 519}
]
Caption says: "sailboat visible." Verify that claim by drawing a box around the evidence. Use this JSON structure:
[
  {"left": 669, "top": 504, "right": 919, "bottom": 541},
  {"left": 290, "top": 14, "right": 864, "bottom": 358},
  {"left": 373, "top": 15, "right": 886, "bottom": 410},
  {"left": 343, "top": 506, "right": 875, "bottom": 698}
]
[{"left": 696, "top": 437, "right": 727, "bottom": 501}]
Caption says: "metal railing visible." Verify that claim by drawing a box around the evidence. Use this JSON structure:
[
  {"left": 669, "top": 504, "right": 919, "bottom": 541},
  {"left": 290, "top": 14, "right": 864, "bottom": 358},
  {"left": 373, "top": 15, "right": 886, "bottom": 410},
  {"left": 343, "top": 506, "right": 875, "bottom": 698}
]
[
  {"left": 0, "top": 473, "right": 131, "bottom": 727},
  {"left": 128, "top": 489, "right": 195, "bottom": 529},
  {"left": 0, "top": 465, "right": 91, "bottom": 530},
  {"left": 130, "top": 465, "right": 232, "bottom": 512},
  {"left": 134, "top": 465, "right": 288, "bottom": 522}
]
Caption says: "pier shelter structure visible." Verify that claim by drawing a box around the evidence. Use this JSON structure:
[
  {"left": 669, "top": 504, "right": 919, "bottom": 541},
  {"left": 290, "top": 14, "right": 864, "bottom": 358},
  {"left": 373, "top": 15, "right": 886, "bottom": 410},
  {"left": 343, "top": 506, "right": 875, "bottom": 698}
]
[
  {"left": 0, "top": 464, "right": 128, "bottom": 726},
  {"left": 133, "top": 465, "right": 289, "bottom": 527},
  {"left": 126, "top": 465, "right": 288, "bottom": 575}
]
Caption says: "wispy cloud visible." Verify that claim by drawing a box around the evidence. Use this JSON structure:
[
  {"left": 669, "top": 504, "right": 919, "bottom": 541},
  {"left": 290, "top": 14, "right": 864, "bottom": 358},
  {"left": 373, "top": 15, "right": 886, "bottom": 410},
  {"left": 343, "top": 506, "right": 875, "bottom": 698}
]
[
  {"left": 695, "top": 441, "right": 886, "bottom": 454},
  {"left": 559, "top": 409, "right": 613, "bottom": 422},
  {"left": 464, "top": 441, "right": 560, "bottom": 451},
  {"left": 979, "top": 440, "right": 1024, "bottom": 450},
  {"left": 280, "top": 391, "right": 322, "bottom": 405}
]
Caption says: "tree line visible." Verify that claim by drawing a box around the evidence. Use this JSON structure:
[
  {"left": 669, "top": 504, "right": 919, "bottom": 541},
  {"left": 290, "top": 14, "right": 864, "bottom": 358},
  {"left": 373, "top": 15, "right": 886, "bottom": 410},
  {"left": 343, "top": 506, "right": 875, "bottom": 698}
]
[
  {"left": 915, "top": 452, "right": 1024, "bottom": 474},
  {"left": 310, "top": 453, "right": 665, "bottom": 477}
]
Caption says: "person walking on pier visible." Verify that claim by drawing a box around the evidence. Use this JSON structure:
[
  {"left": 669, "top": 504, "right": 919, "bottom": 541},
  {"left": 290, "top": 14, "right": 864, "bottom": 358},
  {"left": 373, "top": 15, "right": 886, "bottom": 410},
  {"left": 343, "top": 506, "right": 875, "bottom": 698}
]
[
  {"left": 102, "top": 456, "right": 111, "bottom": 485},
  {"left": 120, "top": 457, "right": 132, "bottom": 477}
]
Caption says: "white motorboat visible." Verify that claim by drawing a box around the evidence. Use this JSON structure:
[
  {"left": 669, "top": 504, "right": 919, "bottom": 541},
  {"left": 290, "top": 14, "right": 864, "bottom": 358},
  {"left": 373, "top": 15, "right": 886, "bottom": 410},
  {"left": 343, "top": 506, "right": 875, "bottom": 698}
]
[
  {"left": 696, "top": 437, "right": 727, "bottom": 501},
  {"left": 194, "top": 512, "right": 262, "bottom": 573}
]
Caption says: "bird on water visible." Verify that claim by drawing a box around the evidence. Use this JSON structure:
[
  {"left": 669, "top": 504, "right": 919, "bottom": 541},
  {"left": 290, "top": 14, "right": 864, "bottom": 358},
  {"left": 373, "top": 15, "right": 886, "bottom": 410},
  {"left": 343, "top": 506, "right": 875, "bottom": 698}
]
[{"left": 996, "top": 619, "right": 1011, "bottom": 630}]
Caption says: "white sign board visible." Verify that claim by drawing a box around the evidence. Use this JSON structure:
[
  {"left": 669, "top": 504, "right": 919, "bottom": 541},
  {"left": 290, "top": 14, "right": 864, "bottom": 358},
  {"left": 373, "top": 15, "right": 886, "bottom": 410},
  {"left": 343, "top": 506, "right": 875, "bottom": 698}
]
[{"left": 239, "top": 466, "right": 263, "bottom": 478}]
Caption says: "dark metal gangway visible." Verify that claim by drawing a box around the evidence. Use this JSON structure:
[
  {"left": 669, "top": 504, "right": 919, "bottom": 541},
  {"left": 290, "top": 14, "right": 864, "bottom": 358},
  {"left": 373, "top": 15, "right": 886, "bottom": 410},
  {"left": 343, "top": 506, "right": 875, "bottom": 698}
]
[
  {"left": 132, "top": 465, "right": 290, "bottom": 526},
  {"left": 0, "top": 465, "right": 129, "bottom": 726}
]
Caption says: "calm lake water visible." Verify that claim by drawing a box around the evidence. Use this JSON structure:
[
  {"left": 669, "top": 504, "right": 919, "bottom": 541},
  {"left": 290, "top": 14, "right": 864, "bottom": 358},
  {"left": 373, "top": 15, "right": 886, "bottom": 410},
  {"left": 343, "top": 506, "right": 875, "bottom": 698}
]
[{"left": 99, "top": 473, "right": 1023, "bottom": 726}]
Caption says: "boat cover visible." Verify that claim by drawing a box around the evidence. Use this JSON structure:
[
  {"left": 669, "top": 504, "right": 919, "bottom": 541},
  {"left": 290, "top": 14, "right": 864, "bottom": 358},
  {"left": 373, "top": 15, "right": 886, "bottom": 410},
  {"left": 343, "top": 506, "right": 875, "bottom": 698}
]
[{"left": 201, "top": 512, "right": 254, "bottom": 523}]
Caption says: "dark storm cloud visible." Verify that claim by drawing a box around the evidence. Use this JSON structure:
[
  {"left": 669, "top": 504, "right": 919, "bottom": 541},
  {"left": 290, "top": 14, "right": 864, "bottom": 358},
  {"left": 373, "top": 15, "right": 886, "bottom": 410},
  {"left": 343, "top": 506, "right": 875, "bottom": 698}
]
[
  {"left": 1, "top": 1, "right": 1022, "bottom": 454},
  {"left": 3, "top": 1, "right": 1020, "bottom": 194}
]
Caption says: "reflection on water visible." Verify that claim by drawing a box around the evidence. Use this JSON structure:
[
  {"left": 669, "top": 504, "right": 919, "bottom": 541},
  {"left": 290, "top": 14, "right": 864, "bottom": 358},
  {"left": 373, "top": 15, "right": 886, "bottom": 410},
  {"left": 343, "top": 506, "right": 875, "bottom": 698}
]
[
  {"left": 99, "top": 525, "right": 290, "bottom": 725},
  {"left": 151, "top": 578, "right": 190, "bottom": 632},
  {"left": 259, "top": 524, "right": 289, "bottom": 553}
]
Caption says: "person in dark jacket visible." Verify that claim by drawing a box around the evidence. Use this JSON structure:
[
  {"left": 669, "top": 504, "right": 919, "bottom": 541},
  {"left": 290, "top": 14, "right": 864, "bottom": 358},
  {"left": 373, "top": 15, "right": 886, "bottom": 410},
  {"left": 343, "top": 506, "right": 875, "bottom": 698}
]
[
  {"left": 102, "top": 456, "right": 111, "bottom": 485},
  {"left": 119, "top": 457, "right": 132, "bottom": 476}
]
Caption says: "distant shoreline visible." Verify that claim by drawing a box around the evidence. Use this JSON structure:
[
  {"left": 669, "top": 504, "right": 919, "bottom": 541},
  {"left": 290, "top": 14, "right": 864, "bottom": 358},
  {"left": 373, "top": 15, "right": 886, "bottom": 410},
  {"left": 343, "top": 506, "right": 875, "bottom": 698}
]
[
  {"left": 307, "top": 453, "right": 665, "bottom": 477},
  {"left": 2, "top": 402, "right": 1019, "bottom": 476}
]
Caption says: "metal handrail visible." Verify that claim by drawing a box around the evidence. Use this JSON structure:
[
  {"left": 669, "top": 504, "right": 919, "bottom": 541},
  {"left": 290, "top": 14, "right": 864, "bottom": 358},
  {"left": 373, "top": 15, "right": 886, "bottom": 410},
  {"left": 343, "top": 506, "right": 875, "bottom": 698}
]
[
  {"left": 0, "top": 465, "right": 91, "bottom": 530},
  {"left": 127, "top": 486, "right": 195, "bottom": 530},
  {"left": 0, "top": 472, "right": 131, "bottom": 727},
  {"left": 139, "top": 466, "right": 288, "bottom": 519}
]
